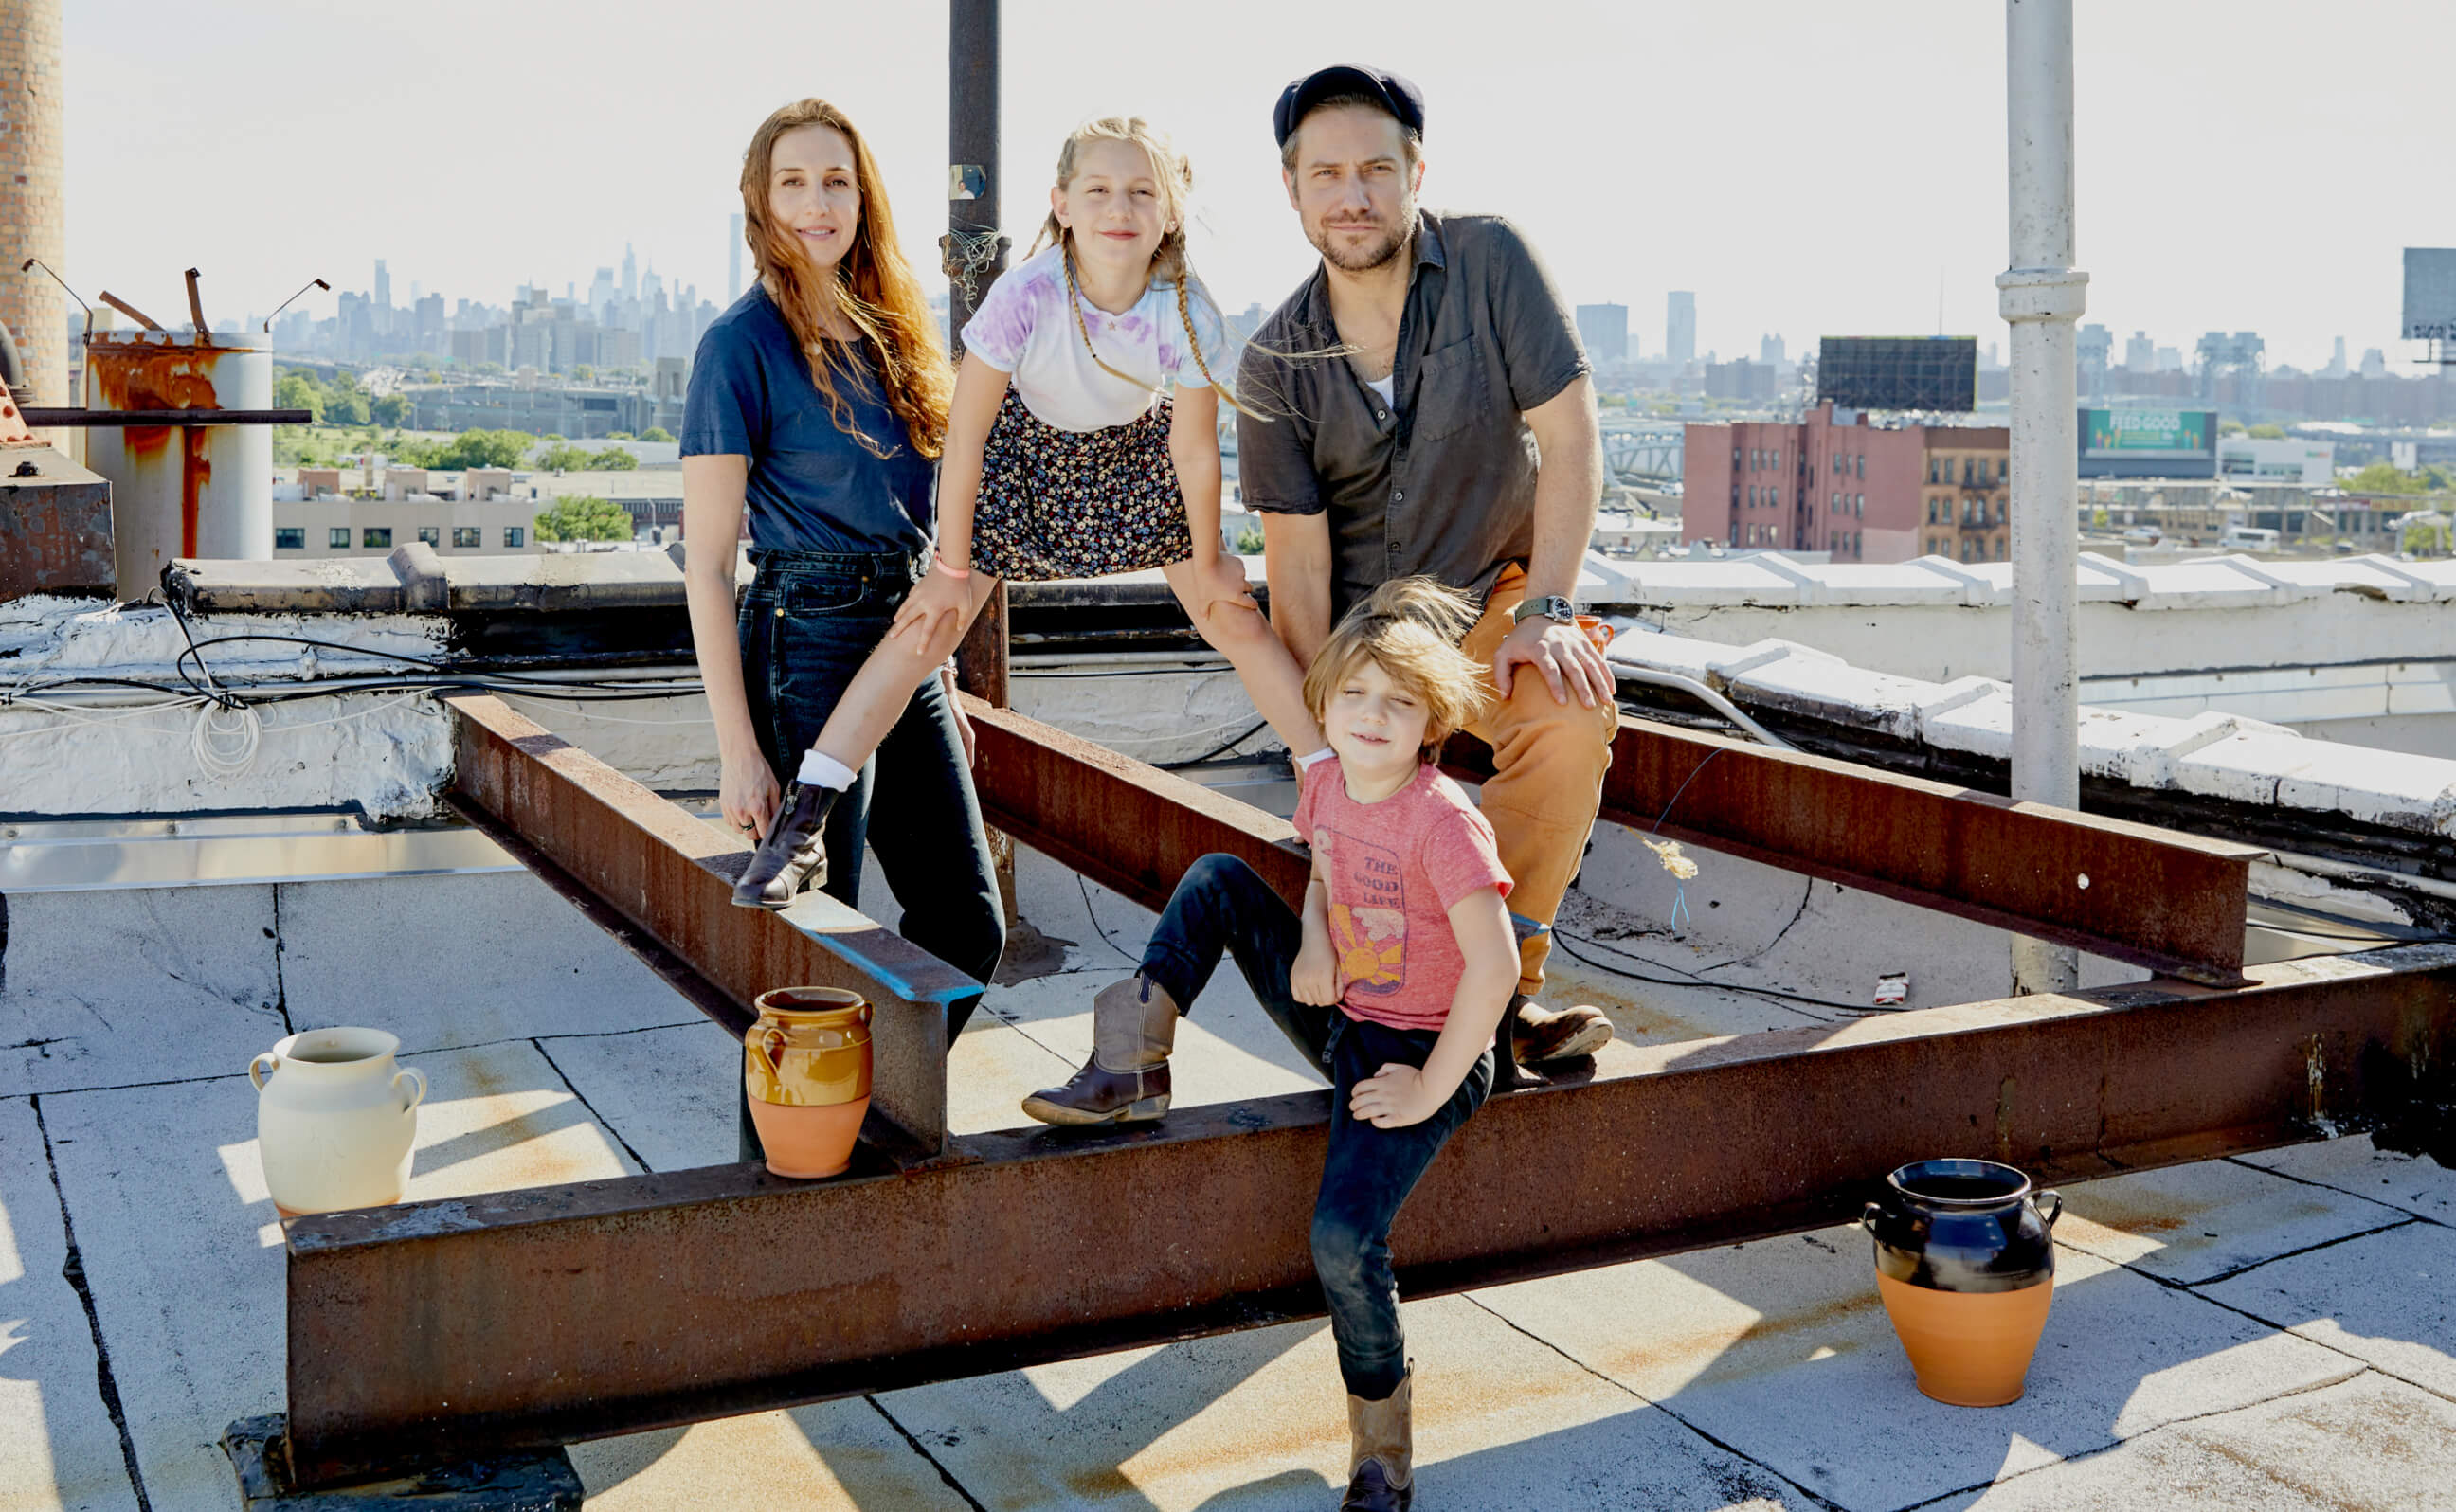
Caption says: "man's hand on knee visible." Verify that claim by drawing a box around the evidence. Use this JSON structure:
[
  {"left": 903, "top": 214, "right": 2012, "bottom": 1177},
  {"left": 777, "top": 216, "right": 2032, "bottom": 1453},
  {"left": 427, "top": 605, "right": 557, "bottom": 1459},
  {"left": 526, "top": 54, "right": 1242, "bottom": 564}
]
[{"left": 1492, "top": 618, "right": 1615, "bottom": 709}]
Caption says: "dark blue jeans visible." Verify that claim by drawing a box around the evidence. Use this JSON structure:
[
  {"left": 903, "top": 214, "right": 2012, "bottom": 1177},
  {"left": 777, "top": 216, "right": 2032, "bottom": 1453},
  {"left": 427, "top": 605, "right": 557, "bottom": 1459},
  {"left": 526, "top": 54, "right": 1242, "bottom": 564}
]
[
  {"left": 734, "top": 549, "right": 1006, "bottom": 1157},
  {"left": 1140, "top": 854, "right": 1492, "bottom": 1400}
]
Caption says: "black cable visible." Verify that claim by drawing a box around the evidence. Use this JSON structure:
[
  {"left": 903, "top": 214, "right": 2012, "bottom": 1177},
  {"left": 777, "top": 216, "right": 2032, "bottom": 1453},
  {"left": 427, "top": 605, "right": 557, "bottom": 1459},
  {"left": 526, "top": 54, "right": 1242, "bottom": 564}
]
[
  {"left": 1156, "top": 719, "right": 1270, "bottom": 769},
  {"left": 1552, "top": 924, "right": 1899, "bottom": 1015},
  {"left": 1012, "top": 665, "right": 1226, "bottom": 679},
  {"left": 175, "top": 631, "right": 699, "bottom": 688},
  {"left": 0, "top": 675, "right": 199, "bottom": 703}
]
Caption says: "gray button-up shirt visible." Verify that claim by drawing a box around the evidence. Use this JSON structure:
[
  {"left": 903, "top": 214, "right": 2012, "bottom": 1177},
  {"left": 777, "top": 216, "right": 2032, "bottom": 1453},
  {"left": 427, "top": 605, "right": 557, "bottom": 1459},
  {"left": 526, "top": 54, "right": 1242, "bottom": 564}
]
[{"left": 1235, "top": 211, "right": 1590, "bottom": 621}]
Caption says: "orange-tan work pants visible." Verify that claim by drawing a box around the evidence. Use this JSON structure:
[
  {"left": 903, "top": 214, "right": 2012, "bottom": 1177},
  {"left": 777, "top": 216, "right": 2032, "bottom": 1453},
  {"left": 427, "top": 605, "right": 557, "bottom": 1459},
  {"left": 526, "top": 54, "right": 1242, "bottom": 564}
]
[{"left": 1458, "top": 564, "right": 1620, "bottom": 997}]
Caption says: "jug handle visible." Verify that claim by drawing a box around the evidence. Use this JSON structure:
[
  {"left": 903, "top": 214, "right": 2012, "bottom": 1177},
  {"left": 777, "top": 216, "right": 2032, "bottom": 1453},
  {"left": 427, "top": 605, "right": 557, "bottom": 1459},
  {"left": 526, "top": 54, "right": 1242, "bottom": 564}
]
[
  {"left": 249, "top": 1052, "right": 280, "bottom": 1091},
  {"left": 749, "top": 1029, "right": 784, "bottom": 1079},
  {"left": 393, "top": 1067, "right": 427, "bottom": 1114},
  {"left": 2035, "top": 1189, "right": 2062, "bottom": 1228},
  {"left": 1860, "top": 1200, "right": 1883, "bottom": 1233}
]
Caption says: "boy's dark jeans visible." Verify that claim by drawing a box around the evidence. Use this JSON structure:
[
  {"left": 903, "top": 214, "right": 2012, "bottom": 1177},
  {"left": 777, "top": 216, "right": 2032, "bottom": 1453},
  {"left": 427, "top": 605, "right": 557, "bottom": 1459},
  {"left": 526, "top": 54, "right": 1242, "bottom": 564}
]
[
  {"left": 1141, "top": 854, "right": 1493, "bottom": 1401},
  {"left": 733, "top": 549, "right": 1007, "bottom": 1161}
]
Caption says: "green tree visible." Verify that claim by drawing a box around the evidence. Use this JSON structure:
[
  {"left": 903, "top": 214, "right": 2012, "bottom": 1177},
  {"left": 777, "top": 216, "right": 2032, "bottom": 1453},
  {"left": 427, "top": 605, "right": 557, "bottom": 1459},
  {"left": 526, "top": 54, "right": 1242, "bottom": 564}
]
[
  {"left": 533, "top": 442, "right": 594, "bottom": 471},
  {"left": 325, "top": 388, "right": 370, "bottom": 426},
  {"left": 388, "top": 435, "right": 443, "bottom": 467},
  {"left": 329, "top": 369, "right": 363, "bottom": 394},
  {"left": 571, "top": 365, "right": 594, "bottom": 383},
  {"left": 589, "top": 446, "right": 639, "bottom": 471},
  {"left": 2344, "top": 461, "right": 2426, "bottom": 495},
  {"left": 639, "top": 425, "right": 675, "bottom": 443},
  {"left": 2218, "top": 419, "right": 2246, "bottom": 436},
  {"left": 605, "top": 430, "right": 635, "bottom": 441},
  {"left": 434, "top": 429, "right": 534, "bottom": 469},
  {"left": 533, "top": 495, "right": 636, "bottom": 543},
  {"left": 2247, "top": 423, "right": 2286, "bottom": 440},
  {"left": 274, "top": 372, "right": 325, "bottom": 422},
  {"left": 370, "top": 393, "right": 415, "bottom": 427}
]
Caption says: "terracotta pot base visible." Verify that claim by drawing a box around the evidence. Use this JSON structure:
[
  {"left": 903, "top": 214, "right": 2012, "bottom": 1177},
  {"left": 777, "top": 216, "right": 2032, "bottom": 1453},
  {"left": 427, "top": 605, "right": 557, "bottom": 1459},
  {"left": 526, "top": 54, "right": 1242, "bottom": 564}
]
[
  {"left": 1875, "top": 1273, "right": 2054, "bottom": 1407},
  {"left": 749, "top": 1095, "right": 869, "bottom": 1179}
]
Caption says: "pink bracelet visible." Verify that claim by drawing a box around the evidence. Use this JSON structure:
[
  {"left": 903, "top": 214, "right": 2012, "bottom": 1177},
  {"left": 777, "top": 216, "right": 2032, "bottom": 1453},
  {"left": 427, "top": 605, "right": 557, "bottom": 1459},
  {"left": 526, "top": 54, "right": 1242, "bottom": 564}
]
[{"left": 932, "top": 552, "right": 972, "bottom": 580}]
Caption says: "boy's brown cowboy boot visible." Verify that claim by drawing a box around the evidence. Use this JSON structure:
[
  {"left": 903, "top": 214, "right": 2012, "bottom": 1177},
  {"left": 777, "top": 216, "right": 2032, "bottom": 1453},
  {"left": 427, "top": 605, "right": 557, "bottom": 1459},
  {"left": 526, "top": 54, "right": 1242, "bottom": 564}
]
[
  {"left": 1341, "top": 1373, "right": 1413, "bottom": 1510},
  {"left": 731, "top": 782, "right": 839, "bottom": 909},
  {"left": 1020, "top": 973, "right": 1179, "bottom": 1125}
]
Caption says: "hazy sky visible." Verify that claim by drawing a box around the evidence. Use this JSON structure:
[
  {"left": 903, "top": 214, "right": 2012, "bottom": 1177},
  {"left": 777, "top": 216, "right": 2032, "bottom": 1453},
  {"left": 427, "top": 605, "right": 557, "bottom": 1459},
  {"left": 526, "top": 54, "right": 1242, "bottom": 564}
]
[{"left": 61, "top": 0, "right": 2456, "bottom": 373}]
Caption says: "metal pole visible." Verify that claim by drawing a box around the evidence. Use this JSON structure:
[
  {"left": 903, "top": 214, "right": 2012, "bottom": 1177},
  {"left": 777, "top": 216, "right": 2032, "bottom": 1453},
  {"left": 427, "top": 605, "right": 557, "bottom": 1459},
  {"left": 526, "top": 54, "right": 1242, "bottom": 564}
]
[
  {"left": 947, "top": 0, "right": 1019, "bottom": 926},
  {"left": 1998, "top": 0, "right": 2087, "bottom": 994},
  {"left": 947, "top": 0, "right": 1010, "bottom": 711}
]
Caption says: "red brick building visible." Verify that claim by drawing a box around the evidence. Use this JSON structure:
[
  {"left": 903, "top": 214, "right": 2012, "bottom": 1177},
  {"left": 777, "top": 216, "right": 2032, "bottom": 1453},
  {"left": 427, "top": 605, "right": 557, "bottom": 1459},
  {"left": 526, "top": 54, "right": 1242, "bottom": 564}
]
[{"left": 1682, "top": 404, "right": 2012, "bottom": 565}]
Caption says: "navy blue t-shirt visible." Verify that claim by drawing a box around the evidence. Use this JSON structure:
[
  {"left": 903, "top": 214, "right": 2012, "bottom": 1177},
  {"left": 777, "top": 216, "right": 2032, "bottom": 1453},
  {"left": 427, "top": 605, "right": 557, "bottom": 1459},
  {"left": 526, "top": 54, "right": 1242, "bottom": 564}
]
[{"left": 680, "top": 285, "right": 936, "bottom": 557}]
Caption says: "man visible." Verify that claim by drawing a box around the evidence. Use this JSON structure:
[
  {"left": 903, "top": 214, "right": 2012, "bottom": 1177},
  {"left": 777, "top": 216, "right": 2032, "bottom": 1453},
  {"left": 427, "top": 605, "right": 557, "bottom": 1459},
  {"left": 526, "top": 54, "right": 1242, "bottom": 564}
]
[{"left": 1237, "top": 64, "right": 1619, "bottom": 1090}]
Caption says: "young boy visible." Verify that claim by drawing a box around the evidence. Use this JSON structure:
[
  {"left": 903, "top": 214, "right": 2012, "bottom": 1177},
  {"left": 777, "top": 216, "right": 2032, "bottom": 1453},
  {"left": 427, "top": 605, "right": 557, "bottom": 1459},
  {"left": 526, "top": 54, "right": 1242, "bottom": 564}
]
[{"left": 1022, "top": 577, "right": 1521, "bottom": 1512}]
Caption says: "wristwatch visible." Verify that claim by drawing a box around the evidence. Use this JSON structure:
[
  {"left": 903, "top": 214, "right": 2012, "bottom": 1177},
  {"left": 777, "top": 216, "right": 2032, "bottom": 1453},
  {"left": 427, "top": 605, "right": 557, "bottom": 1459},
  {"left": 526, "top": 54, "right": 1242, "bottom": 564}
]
[{"left": 1511, "top": 594, "right": 1576, "bottom": 627}]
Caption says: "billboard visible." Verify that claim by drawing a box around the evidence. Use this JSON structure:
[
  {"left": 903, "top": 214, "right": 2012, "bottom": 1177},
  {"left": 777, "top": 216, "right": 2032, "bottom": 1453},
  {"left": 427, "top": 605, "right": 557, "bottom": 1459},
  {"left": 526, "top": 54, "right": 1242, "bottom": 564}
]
[
  {"left": 1816, "top": 336, "right": 1977, "bottom": 412},
  {"left": 2403, "top": 248, "right": 2456, "bottom": 342},
  {"left": 2079, "top": 408, "right": 2217, "bottom": 478}
]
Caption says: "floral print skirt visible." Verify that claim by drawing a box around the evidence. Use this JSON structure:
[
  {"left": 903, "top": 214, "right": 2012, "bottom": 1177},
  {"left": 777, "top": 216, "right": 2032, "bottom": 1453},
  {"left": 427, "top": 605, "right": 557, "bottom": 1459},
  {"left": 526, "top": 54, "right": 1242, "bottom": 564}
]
[{"left": 969, "top": 387, "right": 1191, "bottom": 582}]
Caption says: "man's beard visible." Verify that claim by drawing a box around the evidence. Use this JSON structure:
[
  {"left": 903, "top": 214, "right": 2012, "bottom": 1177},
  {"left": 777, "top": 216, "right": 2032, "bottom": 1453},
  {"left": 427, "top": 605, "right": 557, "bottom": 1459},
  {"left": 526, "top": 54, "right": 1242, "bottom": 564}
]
[{"left": 1309, "top": 207, "right": 1411, "bottom": 273}]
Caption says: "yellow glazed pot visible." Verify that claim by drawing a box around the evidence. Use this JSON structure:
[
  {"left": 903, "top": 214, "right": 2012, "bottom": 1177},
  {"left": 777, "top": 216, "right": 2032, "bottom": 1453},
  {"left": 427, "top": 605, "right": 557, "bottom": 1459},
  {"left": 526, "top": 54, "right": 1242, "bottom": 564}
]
[{"left": 744, "top": 987, "right": 873, "bottom": 1179}]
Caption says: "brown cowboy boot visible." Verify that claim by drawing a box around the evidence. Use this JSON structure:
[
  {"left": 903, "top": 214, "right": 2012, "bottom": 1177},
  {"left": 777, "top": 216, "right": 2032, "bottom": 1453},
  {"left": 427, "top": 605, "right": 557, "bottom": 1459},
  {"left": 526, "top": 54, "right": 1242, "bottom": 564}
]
[
  {"left": 1020, "top": 973, "right": 1180, "bottom": 1125},
  {"left": 1342, "top": 1373, "right": 1413, "bottom": 1510},
  {"left": 731, "top": 782, "right": 839, "bottom": 909}
]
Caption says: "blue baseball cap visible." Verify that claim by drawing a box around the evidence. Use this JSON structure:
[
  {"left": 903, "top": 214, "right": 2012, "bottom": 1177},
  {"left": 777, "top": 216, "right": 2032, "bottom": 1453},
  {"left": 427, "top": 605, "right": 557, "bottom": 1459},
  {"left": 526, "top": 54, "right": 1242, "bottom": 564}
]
[{"left": 1273, "top": 64, "right": 1426, "bottom": 150}]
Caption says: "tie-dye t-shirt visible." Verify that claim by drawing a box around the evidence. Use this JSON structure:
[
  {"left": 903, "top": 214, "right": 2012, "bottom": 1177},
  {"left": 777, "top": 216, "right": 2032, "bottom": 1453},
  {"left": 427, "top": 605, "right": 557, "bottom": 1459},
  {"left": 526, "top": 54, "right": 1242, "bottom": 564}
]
[
  {"left": 1293, "top": 755, "right": 1513, "bottom": 1034},
  {"left": 960, "top": 243, "right": 1229, "bottom": 433}
]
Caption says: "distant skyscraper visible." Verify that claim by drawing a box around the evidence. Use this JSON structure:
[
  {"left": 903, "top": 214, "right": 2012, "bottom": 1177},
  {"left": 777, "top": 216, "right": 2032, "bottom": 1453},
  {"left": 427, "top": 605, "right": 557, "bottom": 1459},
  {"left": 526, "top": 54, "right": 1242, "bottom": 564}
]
[
  {"left": 729, "top": 213, "right": 744, "bottom": 302},
  {"left": 2324, "top": 336, "right": 2348, "bottom": 378},
  {"left": 2078, "top": 323, "right": 2111, "bottom": 397},
  {"left": 372, "top": 260, "right": 391, "bottom": 334},
  {"left": 1574, "top": 303, "right": 1627, "bottom": 364},
  {"left": 1759, "top": 333, "right": 1786, "bottom": 366},
  {"left": 2125, "top": 330, "right": 2156, "bottom": 371},
  {"left": 622, "top": 243, "right": 638, "bottom": 302},
  {"left": 2360, "top": 347, "right": 2387, "bottom": 378},
  {"left": 1667, "top": 291, "right": 1696, "bottom": 368},
  {"left": 589, "top": 266, "right": 615, "bottom": 314}
]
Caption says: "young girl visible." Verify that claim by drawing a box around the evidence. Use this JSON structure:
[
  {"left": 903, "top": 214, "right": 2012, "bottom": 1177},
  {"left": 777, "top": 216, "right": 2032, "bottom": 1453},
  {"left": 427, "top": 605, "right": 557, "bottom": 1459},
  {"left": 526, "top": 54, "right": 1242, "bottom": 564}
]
[
  {"left": 679, "top": 99, "right": 1004, "bottom": 1125},
  {"left": 733, "top": 116, "right": 1324, "bottom": 908},
  {"left": 1023, "top": 577, "right": 1519, "bottom": 1511}
]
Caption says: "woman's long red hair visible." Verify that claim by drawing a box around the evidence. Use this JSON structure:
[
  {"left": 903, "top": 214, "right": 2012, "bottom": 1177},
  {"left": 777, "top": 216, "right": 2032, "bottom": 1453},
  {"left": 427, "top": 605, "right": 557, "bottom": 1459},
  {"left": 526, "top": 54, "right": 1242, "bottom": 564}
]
[{"left": 738, "top": 99, "right": 952, "bottom": 458}]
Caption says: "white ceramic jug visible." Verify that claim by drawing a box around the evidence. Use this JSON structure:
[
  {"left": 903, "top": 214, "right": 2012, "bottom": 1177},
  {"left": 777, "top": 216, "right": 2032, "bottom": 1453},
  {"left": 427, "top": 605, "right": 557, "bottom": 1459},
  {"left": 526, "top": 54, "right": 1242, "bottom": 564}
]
[{"left": 249, "top": 1027, "right": 426, "bottom": 1217}]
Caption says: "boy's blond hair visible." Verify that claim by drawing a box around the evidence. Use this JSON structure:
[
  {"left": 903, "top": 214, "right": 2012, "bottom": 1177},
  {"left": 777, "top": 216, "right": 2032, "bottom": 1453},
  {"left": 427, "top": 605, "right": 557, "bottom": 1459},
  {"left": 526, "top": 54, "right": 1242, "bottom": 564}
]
[{"left": 1302, "top": 577, "right": 1491, "bottom": 763}]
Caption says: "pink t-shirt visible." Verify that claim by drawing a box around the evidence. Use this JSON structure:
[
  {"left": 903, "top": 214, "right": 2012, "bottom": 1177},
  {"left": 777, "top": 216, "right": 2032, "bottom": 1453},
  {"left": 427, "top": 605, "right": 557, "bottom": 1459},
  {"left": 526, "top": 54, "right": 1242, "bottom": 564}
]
[{"left": 1293, "top": 756, "right": 1513, "bottom": 1033}]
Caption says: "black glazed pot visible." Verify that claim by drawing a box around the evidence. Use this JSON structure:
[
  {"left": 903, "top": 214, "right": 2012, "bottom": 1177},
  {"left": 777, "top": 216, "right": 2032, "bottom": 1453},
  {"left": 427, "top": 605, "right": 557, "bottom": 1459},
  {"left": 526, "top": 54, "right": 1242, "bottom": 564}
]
[{"left": 1862, "top": 1158, "right": 2062, "bottom": 1293}]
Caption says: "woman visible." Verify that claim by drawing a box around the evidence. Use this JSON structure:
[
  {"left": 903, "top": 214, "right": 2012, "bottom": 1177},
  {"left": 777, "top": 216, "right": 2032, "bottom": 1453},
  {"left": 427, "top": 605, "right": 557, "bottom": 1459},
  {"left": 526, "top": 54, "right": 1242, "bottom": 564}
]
[{"left": 679, "top": 98, "right": 1005, "bottom": 1156}]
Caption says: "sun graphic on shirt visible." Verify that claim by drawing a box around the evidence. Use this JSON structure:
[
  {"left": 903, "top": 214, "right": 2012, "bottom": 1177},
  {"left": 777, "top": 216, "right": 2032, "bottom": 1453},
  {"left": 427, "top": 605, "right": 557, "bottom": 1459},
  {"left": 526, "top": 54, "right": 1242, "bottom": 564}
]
[{"left": 1329, "top": 903, "right": 1404, "bottom": 992}]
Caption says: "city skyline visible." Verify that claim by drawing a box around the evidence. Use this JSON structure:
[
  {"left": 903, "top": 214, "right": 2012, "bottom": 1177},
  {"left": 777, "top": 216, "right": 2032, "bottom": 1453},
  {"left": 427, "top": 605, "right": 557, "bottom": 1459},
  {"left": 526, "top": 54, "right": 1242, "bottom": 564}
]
[{"left": 59, "top": 0, "right": 2456, "bottom": 376}]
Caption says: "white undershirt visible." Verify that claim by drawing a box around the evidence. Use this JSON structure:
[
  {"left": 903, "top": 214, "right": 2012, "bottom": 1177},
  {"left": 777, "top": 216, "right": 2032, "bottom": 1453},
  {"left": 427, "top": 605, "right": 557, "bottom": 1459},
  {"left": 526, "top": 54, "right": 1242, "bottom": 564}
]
[{"left": 1363, "top": 373, "right": 1396, "bottom": 406}]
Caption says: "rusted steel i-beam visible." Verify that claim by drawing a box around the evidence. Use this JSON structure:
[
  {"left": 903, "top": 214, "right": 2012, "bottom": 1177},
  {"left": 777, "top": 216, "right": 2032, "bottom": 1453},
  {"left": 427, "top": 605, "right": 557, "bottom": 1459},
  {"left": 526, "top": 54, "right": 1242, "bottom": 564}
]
[
  {"left": 966, "top": 696, "right": 1310, "bottom": 910},
  {"left": 280, "top": 945, "right": 2456, "bottom": 1487},
  {"left": 443, "top": 693, "right": 980, "bottom": 1152},
  {"left": 1446, "top": 716, "right": 2261, "bottom": 984}
]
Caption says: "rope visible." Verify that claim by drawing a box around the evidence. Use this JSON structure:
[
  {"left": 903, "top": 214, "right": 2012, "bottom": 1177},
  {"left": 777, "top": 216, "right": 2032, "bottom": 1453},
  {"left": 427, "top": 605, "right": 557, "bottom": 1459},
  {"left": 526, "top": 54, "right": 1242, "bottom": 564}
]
[{"left": 939, "top": 230, "right": 1009, "bottom": 304}]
